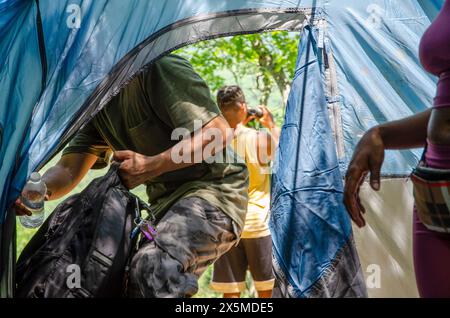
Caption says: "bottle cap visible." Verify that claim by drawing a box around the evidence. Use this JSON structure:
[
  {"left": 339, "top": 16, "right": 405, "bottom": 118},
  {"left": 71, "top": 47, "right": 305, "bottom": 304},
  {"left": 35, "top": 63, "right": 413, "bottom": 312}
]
[{"left": 29, "top": 172, "right": 41, "bottom": 182}]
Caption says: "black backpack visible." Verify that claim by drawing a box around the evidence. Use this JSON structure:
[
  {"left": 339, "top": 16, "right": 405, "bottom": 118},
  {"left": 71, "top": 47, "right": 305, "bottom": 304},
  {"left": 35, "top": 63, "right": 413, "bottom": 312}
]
[{"left": 16, "top": 164, "right": 151, "bottom": 298}]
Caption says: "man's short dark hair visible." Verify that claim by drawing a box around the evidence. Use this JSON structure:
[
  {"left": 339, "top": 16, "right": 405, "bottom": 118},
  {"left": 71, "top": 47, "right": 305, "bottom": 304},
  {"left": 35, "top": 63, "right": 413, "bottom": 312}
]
[{"left": 217, "top": 85, "right": 246, "bottom": 109}]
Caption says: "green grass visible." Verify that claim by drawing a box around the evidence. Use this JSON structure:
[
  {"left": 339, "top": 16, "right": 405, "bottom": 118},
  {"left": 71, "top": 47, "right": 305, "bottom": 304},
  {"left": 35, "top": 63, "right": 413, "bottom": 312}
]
[{"left": 16, "top": 154, "right": 255, "bottom": 298}]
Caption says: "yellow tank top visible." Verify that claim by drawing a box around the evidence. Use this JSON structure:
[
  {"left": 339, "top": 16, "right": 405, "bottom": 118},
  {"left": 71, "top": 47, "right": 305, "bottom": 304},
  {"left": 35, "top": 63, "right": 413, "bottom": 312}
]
[{"left": 232, "top": 126, "right": 271, "bottom": 239}]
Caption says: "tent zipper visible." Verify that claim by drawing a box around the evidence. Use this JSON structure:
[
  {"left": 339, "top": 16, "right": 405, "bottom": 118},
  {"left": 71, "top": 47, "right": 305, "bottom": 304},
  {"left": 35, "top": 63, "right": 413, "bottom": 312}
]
[{"left": 319, "top": 19, "right": 345, "bottom": 161}]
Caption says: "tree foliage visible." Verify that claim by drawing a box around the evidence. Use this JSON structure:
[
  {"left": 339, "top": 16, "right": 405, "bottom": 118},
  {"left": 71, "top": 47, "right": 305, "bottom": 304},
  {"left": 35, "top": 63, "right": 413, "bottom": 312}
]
[{"left": 175, "top": 31, "right": 299, "bottom": 107}]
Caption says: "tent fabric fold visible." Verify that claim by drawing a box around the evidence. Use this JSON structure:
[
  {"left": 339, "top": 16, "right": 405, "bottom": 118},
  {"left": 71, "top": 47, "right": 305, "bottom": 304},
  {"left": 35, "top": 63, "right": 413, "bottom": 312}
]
[
  {"left": 270, "top": 26, "right": 366, "bottom": 297},
  {"left": 270, "top": 0, "right": 443, "bottom": 297}
]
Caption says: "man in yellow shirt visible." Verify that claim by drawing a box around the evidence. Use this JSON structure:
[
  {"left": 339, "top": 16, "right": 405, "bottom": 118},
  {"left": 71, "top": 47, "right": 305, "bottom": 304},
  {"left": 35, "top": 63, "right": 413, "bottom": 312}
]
[{"left": 210, "top": 85, "right": 280, "bottom": 298}]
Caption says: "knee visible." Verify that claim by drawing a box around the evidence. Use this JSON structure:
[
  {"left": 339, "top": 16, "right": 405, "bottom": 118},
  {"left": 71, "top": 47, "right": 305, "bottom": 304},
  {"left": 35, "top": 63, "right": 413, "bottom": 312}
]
[
  {"left": 129, "top": 245, "right": 159, "bottom": 281},
  {"left": 128, "top": 244, "right": 198, "bottom": 297}
]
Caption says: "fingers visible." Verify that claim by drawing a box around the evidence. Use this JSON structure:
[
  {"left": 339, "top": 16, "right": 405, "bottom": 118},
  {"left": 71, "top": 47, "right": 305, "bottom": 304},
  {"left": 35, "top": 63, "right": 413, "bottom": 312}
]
[
  {"left": 117, "top": 166, "right": 132, "bottom": 189},
  {"left": 343, "top": 167, "right": 366, "bottom": 227},
  {"left": 113, "top": 150, "right": 133, "bottom": 162},
  {"left": 14, "top": 198, "right": 32, "bottom": 216},
  {"left": 117, "top": 158, "right": 137, "bottom": 189},
  {"left": 117, "top": 171, "right": 140, "bottom": 190},
  {"left": 369, "top": 156, "right": 382, "bottom": 191},
  {"left": 356, "top": 193, "right": 366, "bottom": 215},
  {"left": 260, "top": 106, "right": 274, "bottom": 120},
  {"left": 121, "top": 178, "right": 135, "bottom": 190},
  {"left": 261, "top": 105, "right": 271, "bottom": 114},
  {"left": 243, "top": 115, "right": 256, "bottom": 125}
]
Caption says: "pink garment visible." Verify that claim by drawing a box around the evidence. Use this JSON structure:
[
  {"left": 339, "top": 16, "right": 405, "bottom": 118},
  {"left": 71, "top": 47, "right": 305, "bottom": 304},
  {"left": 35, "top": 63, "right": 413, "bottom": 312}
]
[
  {"left": 414, "top": 1, "right": 450, "bottom": 298},
  {"left": 421, "top": 0, "right": 450, "bottom": 170},
  {"left": 424, "top": 140, "right": 450, "bottom": 169},
  {"left": 419, "top": 0, "right": 450, "bottom": 108},
  {"left": 413, "top": 208, "right": 450, "bottom": 298}
]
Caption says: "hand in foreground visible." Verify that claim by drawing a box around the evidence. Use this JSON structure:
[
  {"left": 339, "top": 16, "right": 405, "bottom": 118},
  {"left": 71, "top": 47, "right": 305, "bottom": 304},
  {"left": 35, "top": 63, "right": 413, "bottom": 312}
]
[
  {"left": 343, "top": 128, "right": 385, "bottom": 228},
  {"left": 257, "top": 106, "right": 276, "bottom": 129},
  {"left": 15, "top": 194, "right": 49, "bottom": 216},
  {"left": 113, "top": 150, "right": 164, "bottom": 189}
]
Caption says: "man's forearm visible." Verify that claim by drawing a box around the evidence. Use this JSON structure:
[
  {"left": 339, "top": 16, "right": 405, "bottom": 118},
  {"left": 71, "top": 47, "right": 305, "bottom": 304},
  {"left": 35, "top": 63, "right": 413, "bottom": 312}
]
[
  {"left": 377, "top": 109, "right": 431, "bottom": 150},
  {"left": 161, "top": 129, "right": 230, "bottom": 173},
  {"left": 42, "top": 153, "right": 98, "bottom": 200},
  {"left": 157, "top": 116, "right": 232, "bottom": 175},
  {"left": 42, "top": 165, "right": 75, "bottom": 200}
]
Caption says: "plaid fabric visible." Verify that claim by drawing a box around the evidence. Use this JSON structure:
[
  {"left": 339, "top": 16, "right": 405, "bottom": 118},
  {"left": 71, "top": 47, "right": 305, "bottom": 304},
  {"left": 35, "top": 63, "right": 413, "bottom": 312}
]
[{"left": 412, "top": 167, "right": 450, "bottom": 234}]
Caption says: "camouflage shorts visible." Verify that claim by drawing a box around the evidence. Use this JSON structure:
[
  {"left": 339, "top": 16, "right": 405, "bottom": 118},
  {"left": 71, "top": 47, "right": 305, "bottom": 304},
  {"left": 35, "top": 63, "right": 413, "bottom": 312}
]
[{"left": 127, "top": 196, "right": 241, "bottom": 298}]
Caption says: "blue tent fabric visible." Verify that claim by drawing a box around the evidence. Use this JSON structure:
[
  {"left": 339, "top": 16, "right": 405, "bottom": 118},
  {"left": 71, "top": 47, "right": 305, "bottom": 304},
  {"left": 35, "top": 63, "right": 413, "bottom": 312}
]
[
  {"left": 270, "top": 25, "right": 366, "bottom": 297},
  {"left": 0, "top": 0, "right": 444, "bottom": 297},
  {"left": 327, "top": 0, "right": 439, "bottom": 175},
  {"left": 270, "top": 0, "right": 444, "bottom": 297}
]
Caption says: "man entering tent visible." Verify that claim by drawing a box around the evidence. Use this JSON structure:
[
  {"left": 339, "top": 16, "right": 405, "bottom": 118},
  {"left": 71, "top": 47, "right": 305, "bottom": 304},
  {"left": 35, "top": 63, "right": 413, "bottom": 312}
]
[
  {"left": 210, "top": 86, "right": 280, "bottom": 298},
  {"left": 15, "top": 55, "right": 249, "bottom": 298}
]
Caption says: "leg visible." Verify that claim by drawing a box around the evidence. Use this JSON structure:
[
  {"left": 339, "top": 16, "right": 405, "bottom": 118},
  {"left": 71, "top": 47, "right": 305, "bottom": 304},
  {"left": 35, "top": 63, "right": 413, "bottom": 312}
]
[
  {"left": 128, "top": 197, "right": 239, "bottom": 298},
  {"left": 243, "top": 236, "right": 275, "bottom": 298},
  {"left": 257, "top": 290, "right": 273, "bottom": 298},
  {"left": 413, "top": 208, "right": 450, "bottom": 297},
  {"left": 210, "top": 240, "right": 248, "bottom": 297}
]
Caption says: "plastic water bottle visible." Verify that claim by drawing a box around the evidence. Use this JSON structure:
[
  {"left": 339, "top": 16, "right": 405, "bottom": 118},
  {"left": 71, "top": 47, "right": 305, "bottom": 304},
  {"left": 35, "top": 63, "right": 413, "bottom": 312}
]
[{"left": 19, "top": 172, "right": 47, "bottom": 229}]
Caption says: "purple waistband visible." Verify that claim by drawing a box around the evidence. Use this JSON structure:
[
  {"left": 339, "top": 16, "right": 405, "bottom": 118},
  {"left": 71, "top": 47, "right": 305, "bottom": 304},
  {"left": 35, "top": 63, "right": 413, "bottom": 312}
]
[{"left": 434, "top": 71, "right": 450, "bottom": 108}]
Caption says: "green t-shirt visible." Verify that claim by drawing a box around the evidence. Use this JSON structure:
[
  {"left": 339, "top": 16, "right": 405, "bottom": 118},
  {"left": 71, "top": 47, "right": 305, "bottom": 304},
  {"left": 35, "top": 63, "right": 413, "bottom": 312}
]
[{"left": 63, "top": 54, "right": 248, "bottom": 228}]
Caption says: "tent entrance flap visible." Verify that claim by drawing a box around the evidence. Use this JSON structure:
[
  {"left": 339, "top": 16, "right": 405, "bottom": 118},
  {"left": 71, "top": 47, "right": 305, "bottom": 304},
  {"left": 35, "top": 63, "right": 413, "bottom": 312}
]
[{"left": 270, "top": 25, "right": 367, "bottom": 298}]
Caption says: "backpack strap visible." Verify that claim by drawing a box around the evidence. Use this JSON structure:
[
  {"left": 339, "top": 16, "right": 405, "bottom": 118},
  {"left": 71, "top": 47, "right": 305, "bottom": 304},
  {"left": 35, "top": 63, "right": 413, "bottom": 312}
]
[
  {"left": 69, "top": 165, "right": 133, "bottom": 298},
  {"left": 70, "top": 189, "right": 129, "bottom": 297}
]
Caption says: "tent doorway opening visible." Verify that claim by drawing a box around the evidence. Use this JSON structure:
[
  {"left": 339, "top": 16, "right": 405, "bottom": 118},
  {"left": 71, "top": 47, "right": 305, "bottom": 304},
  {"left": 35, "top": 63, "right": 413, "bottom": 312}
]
[
  {"left": 2, "top": 5, "right": 315, "bottom": 298},
  {"left": 15, "top": 30, "right": 301, "bottom": 298}
]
